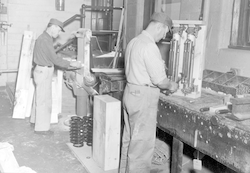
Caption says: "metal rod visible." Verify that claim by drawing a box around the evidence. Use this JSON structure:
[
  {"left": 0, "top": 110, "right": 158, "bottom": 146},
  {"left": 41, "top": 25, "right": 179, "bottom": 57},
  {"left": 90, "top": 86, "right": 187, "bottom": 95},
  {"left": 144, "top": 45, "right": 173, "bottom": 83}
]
[
  {"left": 182, "top": 40, "right": 189, "bottom": 79},
  {"left": 55, "top": 39, "right": 75, "bottom": 53},
  {"left": 186, "top": 41, "right": 192, "bottom": 86},
  {"left": 188, "top": 45, "right": 195, "bottom": 86},
  {"left": 0, "top": 69, "right": 18, "bottom": 74},
  {"left": 174, "top": 41, "right": 180, "bottom": 82},
  {"left": 81, "top": 4, "right": 123, "bottom": 11},
  {"left": 171, "top": 40, "right": 177, "bottom": 81},
  {"left": 63, "top": 14, "right": 85, "bottom": 27},
  {"left": 168, "top": 40, "right": 174, "bottom": 78}
]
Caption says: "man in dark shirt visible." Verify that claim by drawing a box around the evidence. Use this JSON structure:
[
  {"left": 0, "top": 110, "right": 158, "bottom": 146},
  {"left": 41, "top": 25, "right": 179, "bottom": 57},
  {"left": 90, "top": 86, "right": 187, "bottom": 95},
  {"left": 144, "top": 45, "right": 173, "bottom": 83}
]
[{"left": 30, "top": 18, "right": 81, "bottom": 134}]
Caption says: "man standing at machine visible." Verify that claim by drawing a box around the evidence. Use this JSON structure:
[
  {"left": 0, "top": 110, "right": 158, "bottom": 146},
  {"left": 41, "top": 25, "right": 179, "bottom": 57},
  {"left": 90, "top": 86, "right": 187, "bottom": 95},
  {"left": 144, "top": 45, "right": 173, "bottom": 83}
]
[
  {"left": 30, "top": 18, "right": 82, "bottom": 135},
  {"left": 119, "top": 12, "right": 178, "bottom": 173}
]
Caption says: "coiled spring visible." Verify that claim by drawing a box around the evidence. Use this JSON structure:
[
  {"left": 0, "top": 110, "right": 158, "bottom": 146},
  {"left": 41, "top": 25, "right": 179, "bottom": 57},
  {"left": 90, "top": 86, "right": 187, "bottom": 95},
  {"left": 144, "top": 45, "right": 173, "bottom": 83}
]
[
  {"left": 70, "top": 116, "right": 85, "bottom": 147},
  {"left": 70, "top": 115, "right": 93, "bottom": 147},
  {"left": 86, "top": 115, "right": 93, "bottom": 146}
]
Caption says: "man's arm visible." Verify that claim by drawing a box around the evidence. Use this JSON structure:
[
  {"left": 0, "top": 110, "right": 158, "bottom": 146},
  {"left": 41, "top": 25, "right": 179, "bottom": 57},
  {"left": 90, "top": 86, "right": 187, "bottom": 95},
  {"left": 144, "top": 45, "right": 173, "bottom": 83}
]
[{"left": 157, "top": 77, "right": 178, "bottom": 93}]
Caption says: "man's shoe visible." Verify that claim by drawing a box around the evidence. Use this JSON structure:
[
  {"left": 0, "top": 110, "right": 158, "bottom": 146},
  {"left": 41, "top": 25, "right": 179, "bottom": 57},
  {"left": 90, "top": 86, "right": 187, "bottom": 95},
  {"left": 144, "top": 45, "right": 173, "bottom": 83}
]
[{"left": 34, "top": 130, "right": 54, "bottom": 135}]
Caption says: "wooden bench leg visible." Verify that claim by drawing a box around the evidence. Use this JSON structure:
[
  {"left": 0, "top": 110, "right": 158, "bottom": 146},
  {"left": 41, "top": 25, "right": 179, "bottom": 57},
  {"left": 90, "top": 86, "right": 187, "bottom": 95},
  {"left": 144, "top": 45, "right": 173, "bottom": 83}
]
[{"left": 171, "top": 137, "right": 184, "bottom": 173}]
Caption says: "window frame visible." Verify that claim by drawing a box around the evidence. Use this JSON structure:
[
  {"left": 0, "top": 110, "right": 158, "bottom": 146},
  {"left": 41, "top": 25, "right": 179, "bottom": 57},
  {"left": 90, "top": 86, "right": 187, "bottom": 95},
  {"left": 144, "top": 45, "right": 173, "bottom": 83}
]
[{"left": 229, "top": 0, "right": 250, "bottom": 50}]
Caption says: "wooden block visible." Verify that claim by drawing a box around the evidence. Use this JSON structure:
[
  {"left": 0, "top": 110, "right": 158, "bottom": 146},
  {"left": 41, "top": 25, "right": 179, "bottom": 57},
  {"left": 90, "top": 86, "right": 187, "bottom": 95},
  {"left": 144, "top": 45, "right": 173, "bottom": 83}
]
[
  {"left": 93, "top": 95, "right": 121, "bottom": 171},
  {"left": 25, "top": 78, "right": 35, "bottom": 117},
  {"left": 67, "top": 143, "right": 118, "bottom": 173},
  {"left": 230, "top": 97, "right": 250, "bottom": 114}
]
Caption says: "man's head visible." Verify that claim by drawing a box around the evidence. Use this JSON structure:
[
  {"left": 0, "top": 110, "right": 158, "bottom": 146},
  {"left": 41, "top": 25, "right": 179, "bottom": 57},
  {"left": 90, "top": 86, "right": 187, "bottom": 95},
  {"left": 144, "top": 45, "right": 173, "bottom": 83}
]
[
  {"left": 147, "top": 12, "right": 172, "bottom": 42},
  {"left": 46, "top": 18, "right": 65, "bottom": 38}
]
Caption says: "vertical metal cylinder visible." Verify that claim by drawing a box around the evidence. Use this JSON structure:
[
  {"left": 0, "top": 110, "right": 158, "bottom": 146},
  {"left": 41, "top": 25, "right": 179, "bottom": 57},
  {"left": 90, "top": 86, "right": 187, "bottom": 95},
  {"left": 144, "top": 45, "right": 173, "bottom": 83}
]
[
  {"left": 173, "top": 34, "right": 180, "bottom": 82},
  {"left": 187, "top": 34, "right": 195, "bottom": 87},
  {"left": 168, "top": 33, "right": 180, "bottom": 81},
  {"left": 55, "top": 0, "right": 65, "bottom": 11},
  {"left": 168, "top": 39, "right": 174, "bottom": 78},
  {"left": 182, "top": 40, "right": 191, "bottom": 81},
  {"left": 168, "top": 40, "right": 175, "bottom": 80}
]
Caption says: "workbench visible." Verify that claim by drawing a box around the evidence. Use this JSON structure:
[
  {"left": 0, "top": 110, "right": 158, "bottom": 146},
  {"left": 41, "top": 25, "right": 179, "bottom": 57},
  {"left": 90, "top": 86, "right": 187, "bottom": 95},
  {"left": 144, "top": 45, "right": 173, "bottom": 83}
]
[
  {"left": 157, "top": 89, "right": 250, "bottom": 173},
  {"left": 97, "top": 73, "right": 250, "bottom": 172}
]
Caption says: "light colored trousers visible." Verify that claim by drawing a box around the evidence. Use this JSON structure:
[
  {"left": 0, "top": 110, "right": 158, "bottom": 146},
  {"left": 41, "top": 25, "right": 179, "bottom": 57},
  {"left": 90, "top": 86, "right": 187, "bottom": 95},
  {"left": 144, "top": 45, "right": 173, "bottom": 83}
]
[
  {"left": 30, "top": 65, "right": 54, "bottom": 131},
  {"left": 119, "top": 83, "right": 160, "bottom": 173}
]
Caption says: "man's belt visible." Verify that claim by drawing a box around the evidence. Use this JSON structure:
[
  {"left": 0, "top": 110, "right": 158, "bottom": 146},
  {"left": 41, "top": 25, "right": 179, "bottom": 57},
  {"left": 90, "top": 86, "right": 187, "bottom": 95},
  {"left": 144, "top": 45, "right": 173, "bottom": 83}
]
[
  {"left": 144, "top": 84, "right": 157, "bottom": 88},
  {"left": 36, "top": 64, "right": 53, "bottom": 68},
  {"left": 128, "top": 82, "right": 157, "bottom": 88}
]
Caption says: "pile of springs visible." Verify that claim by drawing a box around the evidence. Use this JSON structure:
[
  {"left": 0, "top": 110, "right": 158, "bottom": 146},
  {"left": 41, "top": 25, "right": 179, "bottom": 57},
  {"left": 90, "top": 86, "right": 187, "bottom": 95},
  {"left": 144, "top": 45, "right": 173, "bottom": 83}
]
[{"left": 69, "top": 115, "right": 93, "bottom": 147}]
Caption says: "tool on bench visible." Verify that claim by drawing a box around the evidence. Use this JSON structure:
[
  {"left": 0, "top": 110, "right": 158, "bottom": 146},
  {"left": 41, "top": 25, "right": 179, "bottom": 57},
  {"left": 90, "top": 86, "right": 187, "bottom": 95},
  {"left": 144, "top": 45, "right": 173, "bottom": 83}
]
[
  {"left": 199, "top": 107, "right": 209, "bottom": 112},
  {"left": 215, "top": 109, "right": 230, "bottom": 114},
  {"left": 199, "top": 104, "right": 230, "bottom": 113}
]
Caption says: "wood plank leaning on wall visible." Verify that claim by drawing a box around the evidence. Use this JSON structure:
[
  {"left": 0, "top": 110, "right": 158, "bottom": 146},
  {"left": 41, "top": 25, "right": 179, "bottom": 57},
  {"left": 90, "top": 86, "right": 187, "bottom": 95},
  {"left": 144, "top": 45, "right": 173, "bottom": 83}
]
[{"left": 12, "top": 31, "right": 36, "bottom": 119}]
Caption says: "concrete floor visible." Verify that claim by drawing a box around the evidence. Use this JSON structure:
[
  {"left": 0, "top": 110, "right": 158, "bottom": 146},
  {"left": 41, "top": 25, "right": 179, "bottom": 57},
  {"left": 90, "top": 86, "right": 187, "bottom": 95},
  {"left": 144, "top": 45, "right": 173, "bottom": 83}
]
[
  {"left": 0, "top": 85, "right": 87, "bottom": 173},
  {"left": 0, "top": 83, "right": 235, "bottom": 173}
]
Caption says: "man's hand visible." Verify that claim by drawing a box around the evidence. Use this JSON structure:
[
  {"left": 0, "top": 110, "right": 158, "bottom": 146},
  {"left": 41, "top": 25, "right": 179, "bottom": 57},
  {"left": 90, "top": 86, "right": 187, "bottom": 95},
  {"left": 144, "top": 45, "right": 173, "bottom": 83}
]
[
  {"left": 168, "top": 81, "right": 178, "bottom": 93},
  {"left": 157, "top": 77, "right": 178, "bottom": 93},
  {"left": 69, "top": 61, "right": 83, "bottom": 69}
]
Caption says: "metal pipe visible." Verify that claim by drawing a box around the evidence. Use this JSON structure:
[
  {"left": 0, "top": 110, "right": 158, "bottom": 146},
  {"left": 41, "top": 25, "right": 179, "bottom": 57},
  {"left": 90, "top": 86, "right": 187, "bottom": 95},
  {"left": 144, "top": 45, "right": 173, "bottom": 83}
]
[
  {"left": 182, "top": 40, "right": 191, "bottom": 80},
  {"left": 81, "top": 4, "right": 123, "bottom": 11},
  {"left": 55, "top": 39, "right": 75, "bottom": 53},
  {"left": 174, "top": 40, "right": 180, "bottom": 82},
  {"left": 171, "top": 40, "right": 178, "bottom": 81},
  {"left": 186, "top": 41, "right": 193, "bottom": 86},
  {"left": 168, "top": 29, "right": 181, "bottom": 81},
  {"left": 168, "top": 39, "right": 174, "bottom": 79},
  {"left": 0, "top": 69, "right": 18, "bottom": 74},
  {"left": 63, "top": 14, "right": 85, "bottom": 27},
  {"left": 188, "top": 44, "right": 195, "bottom": 87}
]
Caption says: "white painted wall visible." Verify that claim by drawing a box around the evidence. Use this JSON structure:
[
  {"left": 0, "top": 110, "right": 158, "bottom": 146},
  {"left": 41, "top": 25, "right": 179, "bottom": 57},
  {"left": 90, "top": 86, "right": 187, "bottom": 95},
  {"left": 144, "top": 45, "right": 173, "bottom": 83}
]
[
  {"left": 3, "top": 0, "right": 249, "bottom": 86},
  {"left": 0, "top": 0, "right": 123, "bottom": 86},
  {"left": 205, "top": 0, "right": 250, "bottom": 78},
  {"left": 160, "top": 0, "right": 250, "bottom": 78},
  {"left": 0, "top": 0, "right": 8, "bottom": 86}
]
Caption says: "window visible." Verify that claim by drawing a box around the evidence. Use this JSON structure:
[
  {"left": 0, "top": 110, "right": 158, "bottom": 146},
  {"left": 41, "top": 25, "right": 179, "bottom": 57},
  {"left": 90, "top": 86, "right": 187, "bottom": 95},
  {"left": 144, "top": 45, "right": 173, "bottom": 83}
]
[{"left": 229, "top": 0, "right": 250, "bottom": 50}]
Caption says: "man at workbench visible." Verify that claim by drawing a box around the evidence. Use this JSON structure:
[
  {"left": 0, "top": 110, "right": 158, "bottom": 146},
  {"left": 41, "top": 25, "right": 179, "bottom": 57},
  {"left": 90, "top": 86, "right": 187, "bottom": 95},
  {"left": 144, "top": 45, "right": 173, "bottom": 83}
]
[
  {"left": 119, "top": 12, "right": 178, "bottom": 173},
  {"left": 30, "top": 18, "right": 82, "bottom": 135}
]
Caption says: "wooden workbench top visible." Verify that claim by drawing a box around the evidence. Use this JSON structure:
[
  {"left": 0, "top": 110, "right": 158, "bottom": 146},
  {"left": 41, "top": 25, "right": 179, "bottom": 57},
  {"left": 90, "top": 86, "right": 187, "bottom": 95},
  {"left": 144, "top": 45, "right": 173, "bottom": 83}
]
[
  {"left": 159, "top": 88, "right": 250, "bottom": 133},
  {"left": 158, "top": 89, "right": 250, "bottom": 173}
]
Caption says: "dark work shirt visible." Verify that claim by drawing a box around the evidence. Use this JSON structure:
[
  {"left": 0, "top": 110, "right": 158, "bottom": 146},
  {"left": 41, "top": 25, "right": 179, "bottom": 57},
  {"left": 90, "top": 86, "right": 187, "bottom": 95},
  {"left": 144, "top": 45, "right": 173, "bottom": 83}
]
[{"left": 33, "top": 31, "right": 70, "bottom": 68}]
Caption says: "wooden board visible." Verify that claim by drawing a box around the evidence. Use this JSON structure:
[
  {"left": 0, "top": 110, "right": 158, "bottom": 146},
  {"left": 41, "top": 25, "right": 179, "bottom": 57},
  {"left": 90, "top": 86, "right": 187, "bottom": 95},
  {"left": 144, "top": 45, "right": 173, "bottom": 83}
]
[
  {"left": 67, "top": 143, "right": 118, "bottom": 173},
  {"left": 93, "top": 95, "right": 121, "bottom": 171},
  {"left": 12, "top": 31, "right": 36, "bottom": 119},
  {"left": 24, "top": 78, "right": 35, "bottom": 118},
  {"left": 91, "top": 68, "right": 124, "bottom": 74}
]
